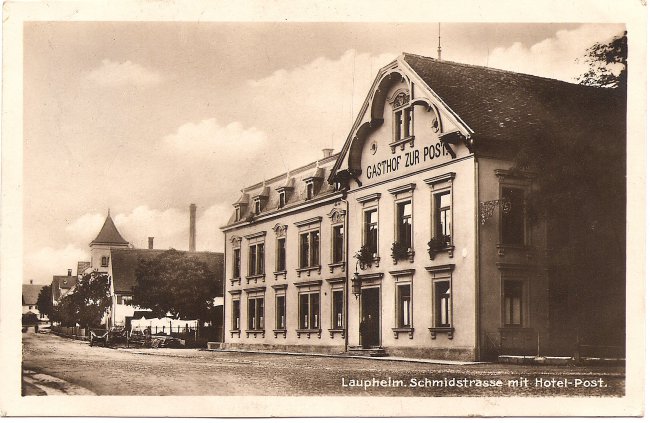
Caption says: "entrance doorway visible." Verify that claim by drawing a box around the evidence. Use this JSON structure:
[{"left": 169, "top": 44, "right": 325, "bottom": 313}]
[{"left": 360, "top": 287, "right": 380, "bottom": 347}]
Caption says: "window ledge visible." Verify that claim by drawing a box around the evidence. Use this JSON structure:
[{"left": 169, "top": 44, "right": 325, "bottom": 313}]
[
  {"left": 328, "top": 328, "right": 345, "bottom": 339},
  {"left": 296, "top": 329, "right": 322, "bottom": 339},
  {"left": 273, "top": 329, "right": 287, "bottom": 338},
  {"left": 229, "top": 329, "right": 241, "bottom": 338},
  {"left": 392, "top": 249, "right": 415, "bottom": 264},
  {"left": 273, "top": 270, "right": 287, "bottom": 280},
  {"left": 230, "top": 277, "right": 241, "bottom": 286},
  {"left": 428, "top": 245, "right": 454, "bottom": 259},
  {"left": 328, "top": 262, "right": 346, "bottom": 273},
  {"left": 392, "top": 327, "right": 414, "bottom": 339},
  {"left": 245, "top": 329, "right": 265, "bottom": 338},
  {"left": 245, "top": 274, "right": 265, "bottom": 283},
  {"left": 389, "top": 135, "right": 415, "bottom": 154},
  {"left": 428, "top": 327, "right": 454, "bottom": 340},
  {"left": 296, "top": 265, "right": 321, "bottom": 277},
  {"left": 496, "top": 244, "right": 533, "bottom": 259}
]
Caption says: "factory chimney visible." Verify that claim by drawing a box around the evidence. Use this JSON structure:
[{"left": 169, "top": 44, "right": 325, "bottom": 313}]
[
  {"left": 189, "top": 204, "right": 197, "bottom": 252},
  {"left": 148, "top": 237, "right": 154, "bottom": 250}
]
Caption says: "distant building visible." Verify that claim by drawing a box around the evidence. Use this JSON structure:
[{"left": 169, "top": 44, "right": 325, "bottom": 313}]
[
  {"left": 220, "top": 53, "right": 625, "bottom": 360},
  {"left": 22, "top": 280, "right": 48, "bottom": 322},
  {"left": 51, "top": 269, "right": 77, "bottom": 305},
  {"left": 88, "top": 208, "right": 224, "bottom": 331}
]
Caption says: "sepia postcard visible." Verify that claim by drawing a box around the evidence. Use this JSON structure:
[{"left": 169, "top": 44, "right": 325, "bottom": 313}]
[{"left": 0, "top": 0, "right": 645, "bottom": 417}]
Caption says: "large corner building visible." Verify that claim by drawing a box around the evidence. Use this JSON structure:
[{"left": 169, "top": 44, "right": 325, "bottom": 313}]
[{"left": 220, "top": 53, "right": 625, "bottom": 360}]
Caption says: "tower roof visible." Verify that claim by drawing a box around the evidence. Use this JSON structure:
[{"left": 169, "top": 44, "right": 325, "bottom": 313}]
[{"left": 90, "top": 211, "right": 129, "bottom": 247}]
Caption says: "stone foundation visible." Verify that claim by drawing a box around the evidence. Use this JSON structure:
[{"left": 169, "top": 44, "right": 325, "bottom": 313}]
[
  {"left": 210, "top": 342, "right": 346, "bottom": 355},
  {"left": 382, "top": 346, "right": 476, "bottom": 361}
]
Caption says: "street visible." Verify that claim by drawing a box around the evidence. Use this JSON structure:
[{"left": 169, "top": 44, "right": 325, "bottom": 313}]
[{"left": 22, "top": 332, "right": 625, "bottom": 396}]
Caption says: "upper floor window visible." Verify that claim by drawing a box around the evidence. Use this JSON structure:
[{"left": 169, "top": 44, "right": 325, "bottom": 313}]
[
  {"left": 503, "top": 280, "right": 523, "bottom": 326},
  {"left": 254, "top": 198, "right": 261, "bottom": 214},
  {"left": 248, "top": 243, "right": 265, "bottom": 276},
  {"left": 434, "top": 191, "right": 452, "bottom": 247},
  {"left": 101, "top": 256, "right": 109, "bottom": 267},
  {"left": 394, "top": 107, "right": 412, "bottom": 141},
  {"left": 332, "top": 225, "right": 344, "bottom": 264},
  {"left": 276, "top": 238, "right": 286, "bottom": 272},
  {"left": 233, "top": 248, "right": 241, "bottom": 279},
  {"left": 299, "top": 230, "right": 320, "bottom": 268},
  {"left": 279, "top": 191, "right": 286, "bottom": 208},
  {"left": 234, "top": 206, "right": 241, "bottom": 221},
  {"left": 397, "top": 200, "right": 412, "bottom": 248},
  {"left": 501, "top": 187, "right": 526, "bottom": 245},
  {"left": 306, "top": 182, "right": 314, "bottom": 200},
  {"left": 364, "top": 209, "right": 378, "bottom": 255}
]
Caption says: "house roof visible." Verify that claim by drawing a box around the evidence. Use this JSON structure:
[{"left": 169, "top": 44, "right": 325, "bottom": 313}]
[
  {"left": 402, "top": 53, "right": 626, "bottom": 145},
  {"left": 90, "top": 212, "right": 130, "bottom": 246},
  {"left": 110, "top": 248, "right": 224, "bottom": 294},
  {"left": 22, "top": 284, "right": 46, "bottom": 305},
  {"left": 52, "top": 275, "right": 77, "bottom": 289}
]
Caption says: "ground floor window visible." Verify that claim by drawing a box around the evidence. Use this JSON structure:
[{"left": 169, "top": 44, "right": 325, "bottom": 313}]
[
  {"left": 434, "top": 281, "right": 451, "bottom": 327},
  {"left": 396, "top": 284, "right": 411, "bottom": 328},
  {"left": 232, "top": 299, "right": 241, "bottom": 330},
  {"left": 276, "top": 295, "right": 286, "bottom": 330},
  {"left": 248, "top": 297, "right": 264, "bottom": 330},
  {"left": 299, "top": 292, "right": 320, "bottom": 329},
  {"left": 503, "top": 280, "right": 523, "bottom": 326},
  {"left": 332, "top": 289, "right": 344, "bottom": 330}
]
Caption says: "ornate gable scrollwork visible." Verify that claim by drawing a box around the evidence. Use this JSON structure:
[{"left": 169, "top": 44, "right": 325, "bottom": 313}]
[
  {"left": 230, "top": 236, "right": 242, "bottom": 248},
  {"left": 327, "top": 207, "right": 346, "bottom": 224},
  {"left": 273, "top": 223, "right": 288, "bottom": 237},
  {"left": 388, "top": 88, "right": 410, "bottom": 109}
]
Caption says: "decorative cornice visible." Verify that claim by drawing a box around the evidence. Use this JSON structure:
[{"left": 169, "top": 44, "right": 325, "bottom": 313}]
[
  {"left": 387, "top": 183, "right": 416, "bottom": 196},
  {"left": 327, "top": 207, "right": 346, "bottom": 224},
  {"left": 229, "top": 236, "right": 242, "bottom": 247},
  {"left": 495, "top": 169, "right": 536, "bottom": 181},
  {"left": 388, "top": 269, "right": 415, "bottom": 277},
  {"left": 425, "top": 264, "right": 455, "bottom": 278},
  {"left": 359, "top": 272, "right": 384, "bottom": 281},
  {"left": 326, "top": 277, "right": 346, "bottom": 285},
  {"left": 293, "top": 280, "right": 323, "bottom": 288},
  {"left": 496, "top": 262, "right": 534, "bottom": 271},
  {"left": 244, "top": 231, "right": 266, "bottom": 240},
  {"left": 272, "top": 223, "right": 288, "bottom": 238},
  {"left": 356, "top": 193, "right": 381, "bottom": 204},
  {"left": 294, "top": 216, "right": 323, "bottom": 227},
  {"left": 271, "top": 283, "right": 288, "bottom": 291},
  {"left": 243, "top": 286, "right": 267, "bottom": 293},
  {"left": 228, "top": 289, "right": 242, "bottom": 295},
  {"left": 423, "top": 172, "right": 456, "bottom": 186}
]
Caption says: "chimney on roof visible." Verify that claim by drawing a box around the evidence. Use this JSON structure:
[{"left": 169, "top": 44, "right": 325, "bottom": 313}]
[
  {"left": 67, "top": 269, "right": 72, "bottom": 276},
  {"left": 437, "top": 22, "right": 442, "bottom": 61},
  {"left": 189, "top": 204, "right": 196, "bottom": 252},
  {"left": 322, "top": 148, "right": 334, "bottom": 158},
  {"left": 148, "top": 237, "right": 154, "bottom": 250}
]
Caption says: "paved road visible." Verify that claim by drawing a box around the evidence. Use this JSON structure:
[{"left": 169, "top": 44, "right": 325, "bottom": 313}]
[{"left": 22, "top": 332, "right": 625, "bottom": 396}]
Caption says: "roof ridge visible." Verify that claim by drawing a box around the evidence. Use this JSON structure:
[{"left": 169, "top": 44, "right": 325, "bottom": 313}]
[{"left": 90, "top": 212, "right": 130, "bottom": 246}]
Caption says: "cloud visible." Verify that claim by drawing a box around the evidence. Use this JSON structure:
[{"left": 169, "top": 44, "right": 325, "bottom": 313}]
[
  {"left": 486, "top": 24, "right": 624, "bottom": 82},
  {"left": 163, "top": 119, "right": 267, "bottom": 157},
  {"left": 65, "top": 212, "right": 105, "bottom": 243},
  {"left": 25, "top": 244, "right": 87, "bottom": 284},
  {"left": 86, "top": 59, "right": 163, "bottom": 87}
]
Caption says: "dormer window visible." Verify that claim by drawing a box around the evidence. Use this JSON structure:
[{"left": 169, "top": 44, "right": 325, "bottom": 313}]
[
  {"left": 388, "top": 89, "right": 415, "bottom": 153},
  {"left": 254, "top": 198, "right": 261, "bottom": 214},
  {"left": 279, "top": 191, "right": 286, "bottom": 208},
  {"left": 306, "top": 182, "right": 314, "bottom": 200},
  {"left": 235, "top": 206, "right": 241, "bottom": 221}
]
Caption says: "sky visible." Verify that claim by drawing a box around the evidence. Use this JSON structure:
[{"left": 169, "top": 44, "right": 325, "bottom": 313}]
[{"left": 22, "top": 21, "right": 625, "bottom": 284}]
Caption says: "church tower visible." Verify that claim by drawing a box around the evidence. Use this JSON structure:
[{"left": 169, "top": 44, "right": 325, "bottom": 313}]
[{"left": 89, "top": 209, "right": 130, "bottom": 272}]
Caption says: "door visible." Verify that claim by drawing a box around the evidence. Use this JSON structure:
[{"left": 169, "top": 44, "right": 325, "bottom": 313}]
[{"left": 360, "top": 287, "right": 381, "bottom": 347}]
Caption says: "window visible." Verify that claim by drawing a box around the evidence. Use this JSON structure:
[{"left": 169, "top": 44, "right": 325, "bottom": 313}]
[
  {"left": 306, "top": 182, "right": 314, "bottom": 200},
  {"left": 235, "top": 206, "right": 241, "bottom": 221},
  {"left": 503, "top": 280, "right": 523, "bottom": 326},
  {"left": 364, "top": 209, "right": 378, "bottom": 255},
  {"left": 434, "top": 281, "right": 451, "bottom": 327},
  {"left": 394, "top": 107, "right": 412, "bottom": 141},
  {"left": 299, "top": 230, "right": 320, "bottom": 268},
  {"left": 396, "top": 284, "right": 411, "bottom": 328},
  {"left": 254, "top": 198, "right": 261, "bottom": 214},
  {"left": 397, "top": 201, "right": 412, "bottom": 248},
  {"left": 434, "top": 191, "right": 452, "bottom": 246},
  {"left": 299, "top": 292, "right": 320, "bottom": 329},
  {"left": 279, "top": 191, "right": 286, "bottom": 208},
  {"left": 248, "top": 297, "right": 264, "bottom": 330},
  {"left": 232, "top": 299, "right": 241, "bottom": 330},
  {"left": 332, "top": 225, "right": 344, "bottom": 263},
  {"left": 276, "top": 238, "right": 286, "bottom": 272},
  {"left": 233, "top": 248, "right": 241, "bottom": 279},
  {"left": 332, "top": 290, "right": 344, "bottom": 330},
  {"left": 501, "top": 187, "right": 525, "bottom": 245},
  {"left": 276, "top": 295, "right": 286, "bottom": 330},
  {"left": 29, "top": 305, "right": 33, "bottom": 310},
  {"left": 248, "top": 243, "right": 265, "bottom": 276},
  {"left": 101, "top": 256, "right": 109, "bottom": 267}
]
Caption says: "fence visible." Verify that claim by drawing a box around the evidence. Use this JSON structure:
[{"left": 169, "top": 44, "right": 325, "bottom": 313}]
[{"left": 51, "top": 325, "right": 88, "bottom": 340}]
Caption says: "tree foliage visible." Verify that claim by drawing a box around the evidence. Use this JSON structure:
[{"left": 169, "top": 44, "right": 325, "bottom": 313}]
[
  {"left": 51, "top": 272, "right": 111, "bottom": 328},
  {"left": 36, "top": 285, "right": 53, "bottom": 318},
  {"left": 132, "top": 249, "right": 218, "bottom": 322},
  {"left": 577, "top": 31, "right": 627, "bottom": 89}
]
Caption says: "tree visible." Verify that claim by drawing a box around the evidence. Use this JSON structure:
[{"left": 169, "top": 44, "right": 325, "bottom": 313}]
[
  {"left": 577, "top": 31, "right": 627, "bottom": 89},
  {"left": 131, "top": 249, "right": 218, "bottom": 324},
  {"left": 50, "top": 272, "right": 111, "bottom": 328},
  {"left": 36, "top": 285, "right": 53, "bottom": 319}
]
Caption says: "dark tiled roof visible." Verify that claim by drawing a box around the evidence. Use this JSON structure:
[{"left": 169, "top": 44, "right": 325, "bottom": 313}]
[
  {"left": 90, "top": 214, "right": 129, "bottom": 246},
  {"left": 52, "top": 275, "right": 77, "bottom": 288},
  {"left": 403, "top": 53, "right": 626, "bottom": 145},
  {"left": 110, "top": 248, "right": 224, "bottom": 294},
  {"left": 22, "top": 284, "right": 46, "bottom": 305}
]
